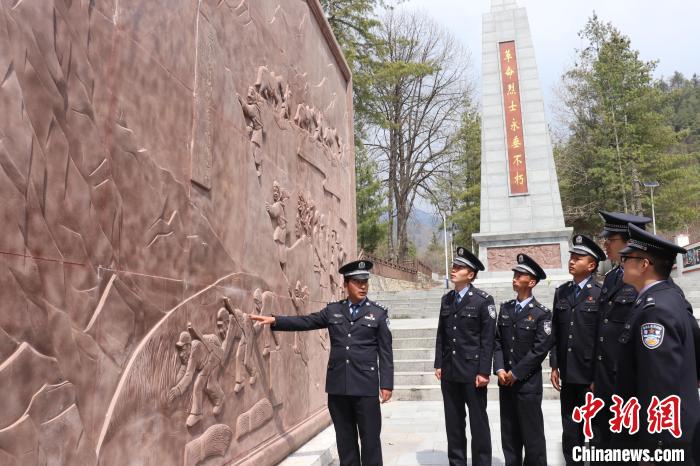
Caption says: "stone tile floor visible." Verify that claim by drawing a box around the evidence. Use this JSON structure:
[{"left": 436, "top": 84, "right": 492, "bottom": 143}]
[{"left": 282, "top": 400, "right": 566, "bottom": 465}]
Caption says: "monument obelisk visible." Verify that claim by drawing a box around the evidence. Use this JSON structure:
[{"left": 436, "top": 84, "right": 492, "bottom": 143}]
[{"left": 473, "top": 0, "right": 572, "bottom": 277}]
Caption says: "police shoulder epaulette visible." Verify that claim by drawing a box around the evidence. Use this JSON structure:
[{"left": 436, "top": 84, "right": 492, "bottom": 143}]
[
  {"left": 641, "top": 295, "right": 655, "bottom": 309},
  {"left": 476, "top": 289, "right": 490, "bottom": 299},
  {"left": 536, "top": 302, "right": 551, "bottom": 313},
  {"left": 371, "top": 300, "right": 389, "bottom": 311},
  {"left": 503, "top": 299, "right": 515, "bottom": 305},
  {"left": 328, "top": 299, "right": 346, "bottom": 306}
]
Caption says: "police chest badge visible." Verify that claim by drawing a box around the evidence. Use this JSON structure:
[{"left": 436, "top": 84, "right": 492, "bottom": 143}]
[
  {"left": 488, "top": 305, "right": 496, "bottom": 319},
  {"left": 543, "top": 320, "right": 552, "bottom": 336},
  {"left": 641, "top": 322, "right": 664, "bottom": 350}
]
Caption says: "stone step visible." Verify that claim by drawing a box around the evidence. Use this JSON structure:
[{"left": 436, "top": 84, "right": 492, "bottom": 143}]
[
  {"left": 394, "top": 371, "right": 439, "bottom": 385},
  {"left": 392, "top": 384, "right": 561, "bottom": 401},
  {"left": 395, "top": 370, "right": 554, "bottom": 386},
  {"left": 391, "top": 327, "right": 437, "bottom": 339},
  {"left": 391, "top": 337, "right": 436, "bottom": 349},
  {"left": 391, "top": 311, "right": 438, "bottom": 318},
  {"left": 394, "top": 359, "right": 436, "bottom": 372},
  {"left": 393, "top": 348, "right": 435, "bottom": 360}
]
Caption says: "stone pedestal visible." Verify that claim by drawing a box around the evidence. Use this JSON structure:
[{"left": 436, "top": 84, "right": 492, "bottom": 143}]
[{"left": 474, "top": 0, "right": 572, "bottom": 277}]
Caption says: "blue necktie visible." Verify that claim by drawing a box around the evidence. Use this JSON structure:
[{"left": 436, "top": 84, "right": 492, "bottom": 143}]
[
  {"left": 351, "top": 304, "right": 359, "bottom": 318},
  {"left": 456, "top": 294, "right": 462, "bottom": 305},
  {"left": 575, "top": 287, "right": 581, "bottom": 299},
  {"left": 515, "top": 303, "right": 522, "bottom": 314}
]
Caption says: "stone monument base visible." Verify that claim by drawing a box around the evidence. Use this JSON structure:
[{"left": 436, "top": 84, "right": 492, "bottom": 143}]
[{"left": 473, "top": 227, "right": 573, "bottom": 279}]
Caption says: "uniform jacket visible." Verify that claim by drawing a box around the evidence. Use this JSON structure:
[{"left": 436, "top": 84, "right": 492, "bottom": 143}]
[
  {"left": 592, "top": 266, "right": 638, "bottom": 399},
  {"left": 434, "top": 286, "right": 496, "bottom": 382},
  {"left": 619, "top": 281, "right": 700, "bottom": 450},
  {"left": 550, "top": 277, "right": 602, "bottom": 385},
  {"left": 493, "top": 297, "right": 554, "bottom": 394},
  {"left": 273, "top": 299, "right": 393, "bottom": 397}
]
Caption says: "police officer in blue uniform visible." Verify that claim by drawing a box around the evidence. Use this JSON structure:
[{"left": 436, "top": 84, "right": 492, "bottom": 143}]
[
  {"left": 616, "top": 225, "right": 699, "bottom": 464},
  {"left": 550, "top": 234, "right": 605, "bottom": 466},
  {"left": 434, "top": 247, "right": 496, "bottom": 466},
  {"left": 250, "top": 260, "right": 394, "bottom": 466},
  {"left": 591, "top": 211, "right": 651, "bottom": 452},
  {"left": 494, "top": 254, "right": 554, "bottom": 466}
]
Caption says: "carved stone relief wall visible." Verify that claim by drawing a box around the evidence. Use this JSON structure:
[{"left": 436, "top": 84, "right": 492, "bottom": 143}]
[{"left": 0, "top": 0, "right": 354, "bottom": 465}]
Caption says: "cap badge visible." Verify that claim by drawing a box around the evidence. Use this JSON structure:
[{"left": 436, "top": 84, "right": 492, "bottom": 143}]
[
  {"left": 518, "top": 254, "right": 523, "bottom": 263},
  {"left": 458, "top": 247, "right": 465, "bottom": 256},
  {"left": 576, "top": 235, "right": 582, "bottom": 244},
  {"left": 358, "top": 261, "right": 365, "bottom": 269}
]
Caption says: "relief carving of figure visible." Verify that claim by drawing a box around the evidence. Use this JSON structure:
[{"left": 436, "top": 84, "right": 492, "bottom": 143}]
[
  {"left": 295, "top": 193, "right": 307, "bottom": 240},
  {"left": 312, "top": 213, "right": 326, "bottom": 281},
  {"left": 253, "top": 288, "right": 279, "bottom": 358},
  {"left": 220, "top": 300, "right": 257, "bottom": 395},
  {"left": 289, "top": 281, "right": 310, "bottom": 364},
  {"left": 279, "top": 84, "right": 292, "bottom": 120},
  {"left": 237, "top": 86, "right": 264, "bottom": 178},
  {"left": 328, "top": 230, "right": 339, "bottom": 299},
  {"left": 293, "top": 103, "right": 315, "bottom": 133},
  {"left": 266, "top": 181, "right": 290, "bottom": 273},
  {"left": 312, "top": 108, "right": 324, "bottom": 143},
  {"left": 167, "top": 302, "right": 237, "bottom": 427},
  {"left": 337, "top": 240, "right": 347, "bottom": 271},
  {"left": 255, "top": 66, "right": 283, "bottom": 107}
]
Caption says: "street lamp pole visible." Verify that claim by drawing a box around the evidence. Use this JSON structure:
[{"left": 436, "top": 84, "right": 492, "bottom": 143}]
[{"left": 643, "top": 181, "right": 659, "bottom": 234}]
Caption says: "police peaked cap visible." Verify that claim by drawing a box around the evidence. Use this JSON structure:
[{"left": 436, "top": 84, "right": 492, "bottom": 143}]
[{"left": 339, "top": 260, "right": 373, "bottom": 279}]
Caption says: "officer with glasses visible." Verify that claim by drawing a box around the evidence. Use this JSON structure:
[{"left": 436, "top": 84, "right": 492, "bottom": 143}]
[{"left": 615, "top": 225, "right": 699, "bottom": 464}]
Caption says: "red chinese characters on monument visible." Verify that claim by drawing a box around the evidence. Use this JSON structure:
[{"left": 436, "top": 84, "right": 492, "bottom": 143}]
[{"left": 499, "top": 41, "right": 528, "bottom": 194}]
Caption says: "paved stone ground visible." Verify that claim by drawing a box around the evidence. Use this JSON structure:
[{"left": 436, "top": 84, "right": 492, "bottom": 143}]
[{"left": 282, "top": 400, "right": 566, "bottom": 465}]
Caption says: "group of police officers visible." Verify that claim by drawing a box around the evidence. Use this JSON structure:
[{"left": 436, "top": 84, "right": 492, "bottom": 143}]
[{"left": 250, "top": 210, "right": 699, "bottom": 466}]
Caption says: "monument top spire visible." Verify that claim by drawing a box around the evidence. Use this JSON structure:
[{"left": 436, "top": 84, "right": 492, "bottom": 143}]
[{"left": 490, "top": 0, "right": 517, "bottom": 11}]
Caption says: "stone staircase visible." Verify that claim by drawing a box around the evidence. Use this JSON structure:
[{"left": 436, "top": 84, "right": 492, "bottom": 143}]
[
  {"left": 390, "top": 320, "right": 558, "bottom": 402},
  {"left": 376, "top": 275, "right": 700, "bottom": 320},
  {"left": 374, "top": 278, "right": 567, "bottom": 319},
  {"left": 383, "top": 274, "right": 700, "bottom": 403}
]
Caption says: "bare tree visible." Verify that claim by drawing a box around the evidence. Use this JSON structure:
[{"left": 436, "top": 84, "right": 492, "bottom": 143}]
[{"left": 365, "top": 9, "right": 472, "bottom": 260}]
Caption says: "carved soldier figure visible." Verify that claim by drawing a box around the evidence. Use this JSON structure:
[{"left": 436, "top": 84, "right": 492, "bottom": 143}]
[
  {"left": 266, "top": 182, "right": 290, "bottom": 272},
  {"left": 279, "top": 83, "right": 292, "bottom": 120},
  {"left": 253, "top": 288, "right": 279, "bottom": 358},
  {"left": 328, "top": 231, "right": 339, "bottom": 299},
  {"left": 313, "top": 215, "right": 327, "bottom": 278},
  {"left": 167, "top": 303, "right": 237, "bottom": 427},
  {"left": 174, "top": 331, "right": 193, "bottom": 385},
  {"left": 238, "top": 86, "right": 264, "bottom": 177},
  {"left": 289, "top": 281, "right": 310, "bottom": 363}
]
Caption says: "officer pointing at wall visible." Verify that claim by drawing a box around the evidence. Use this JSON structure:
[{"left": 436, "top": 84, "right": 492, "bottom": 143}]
[
  {"left": 435, "top": 247, "right": 496, "bottom": 466},
  {"left": 250, "top": 260, "right": 393, "bottom": 466}
]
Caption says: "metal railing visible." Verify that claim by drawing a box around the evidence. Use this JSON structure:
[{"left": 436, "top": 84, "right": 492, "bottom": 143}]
[{"left": 363, "top": 254, "right": 432, "bottom": 282}]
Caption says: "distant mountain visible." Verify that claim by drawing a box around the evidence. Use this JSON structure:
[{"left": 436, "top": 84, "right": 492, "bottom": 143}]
[
  {"left": 408, "top": 207, "right": 442, "bottom": 252},
  {"left": 378, "top": 207, "right": 443, "bottom": 253}
]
